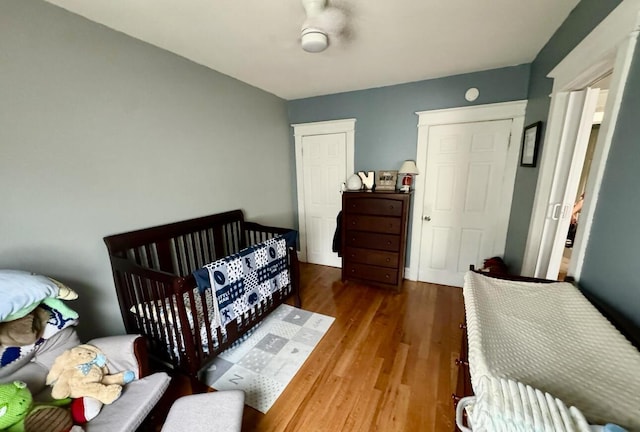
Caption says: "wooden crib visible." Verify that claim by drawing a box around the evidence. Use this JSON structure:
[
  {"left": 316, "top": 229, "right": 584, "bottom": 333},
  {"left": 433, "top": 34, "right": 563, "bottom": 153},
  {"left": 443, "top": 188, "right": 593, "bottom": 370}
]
[{"left": 103, "top": 210, "right": 300, "bottom": 382}]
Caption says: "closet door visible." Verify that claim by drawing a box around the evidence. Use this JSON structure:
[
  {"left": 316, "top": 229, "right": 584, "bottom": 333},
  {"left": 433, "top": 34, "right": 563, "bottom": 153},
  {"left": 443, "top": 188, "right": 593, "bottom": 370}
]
[
  {"left": 293, "top": 119, "right": 355, "bottom": 267},
  {"left": 417, "top": 119, "right": 513, "bottom": 287}
]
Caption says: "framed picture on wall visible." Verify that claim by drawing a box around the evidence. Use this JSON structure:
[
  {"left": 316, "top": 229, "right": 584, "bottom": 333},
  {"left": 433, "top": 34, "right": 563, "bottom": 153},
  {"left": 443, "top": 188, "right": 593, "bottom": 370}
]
[
  {"left": 521, "top": 122, "right": 542, "bottom": 167},
  {"left": 376, "top": 170, "right": 398, "bottom": 191}
]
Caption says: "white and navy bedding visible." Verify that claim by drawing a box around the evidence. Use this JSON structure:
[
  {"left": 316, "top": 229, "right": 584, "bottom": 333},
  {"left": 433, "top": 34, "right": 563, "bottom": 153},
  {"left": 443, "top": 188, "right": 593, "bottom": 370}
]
[
  {"left": 194, "top": 235, "right": 290, "bottom": 339},
  {"left": 132, "top": 235, "right": 292, "bottom": 359},
  {"left": 463, "top": 271, "right": 640, "bottom": 431}
]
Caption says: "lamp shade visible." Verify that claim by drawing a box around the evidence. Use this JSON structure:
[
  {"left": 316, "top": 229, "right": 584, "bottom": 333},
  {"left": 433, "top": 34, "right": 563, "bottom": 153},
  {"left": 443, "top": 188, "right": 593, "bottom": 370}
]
[{"left": 399, "top": 160, "right": 419, "bottom": 175}]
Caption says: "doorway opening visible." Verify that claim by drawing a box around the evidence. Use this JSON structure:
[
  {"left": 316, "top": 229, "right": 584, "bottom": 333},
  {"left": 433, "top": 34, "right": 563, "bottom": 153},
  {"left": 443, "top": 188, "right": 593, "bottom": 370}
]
[
  {"left": 558, "top": 77, "right": 610, "bottom": 280},
  {"left": 521, "top": 1, "right": 639, "bottom": 280}
]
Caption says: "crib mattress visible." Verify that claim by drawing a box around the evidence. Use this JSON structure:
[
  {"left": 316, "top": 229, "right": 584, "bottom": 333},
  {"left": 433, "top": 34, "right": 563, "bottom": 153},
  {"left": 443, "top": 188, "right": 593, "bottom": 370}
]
[{"left": 463, "top": 271, "right": 640, "bottom": 430}]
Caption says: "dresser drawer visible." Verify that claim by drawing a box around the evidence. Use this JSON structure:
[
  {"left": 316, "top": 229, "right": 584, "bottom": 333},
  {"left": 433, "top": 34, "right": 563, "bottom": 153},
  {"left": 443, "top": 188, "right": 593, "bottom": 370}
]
[
  {"left": 344, "top": 263, "right": 398, "bottom": 285},
  {"left": 344, "top": 197, "right": 403, "bottom": 217},
  {"left": 344, "top": 247, "right": 399, "bottom": 268},
  {"left": 344, "top": 214, "right": 402, "bottom": 234},
  {"left": 345, "top": 231, "right": 400, "bottom": 252}
]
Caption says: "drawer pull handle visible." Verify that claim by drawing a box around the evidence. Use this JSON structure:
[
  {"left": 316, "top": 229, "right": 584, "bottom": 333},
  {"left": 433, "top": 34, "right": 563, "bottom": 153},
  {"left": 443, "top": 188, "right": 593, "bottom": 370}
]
[
  {"left": 455, "top": 358, "right": 469, "bottom": 367},
  {"left": 352, "top": 221, "right": 356, "bottom": 225},
  {"left": 385, "top": 258, "right": 390, "bottom": 262},
  {"left": 459, "top": 323, "right": 467, "bottom": 330},
  {"left": 452, "top": 393, "right": 462, "bottom": 406},
  {"left": 385, "top": 274, "right": 389, "bottom": 279}
]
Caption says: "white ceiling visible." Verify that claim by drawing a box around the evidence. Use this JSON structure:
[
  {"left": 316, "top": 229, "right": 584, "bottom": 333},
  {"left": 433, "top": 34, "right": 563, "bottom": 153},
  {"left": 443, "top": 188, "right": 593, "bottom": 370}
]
[{"left": 43, "top": 0, "right": 580, "bottom": 100}]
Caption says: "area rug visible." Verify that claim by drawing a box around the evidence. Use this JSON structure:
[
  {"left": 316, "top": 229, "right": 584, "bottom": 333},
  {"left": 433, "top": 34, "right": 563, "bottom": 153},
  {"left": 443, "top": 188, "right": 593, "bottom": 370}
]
[{"left": 202, "top": 303, "right": 335, "bottom": 413}]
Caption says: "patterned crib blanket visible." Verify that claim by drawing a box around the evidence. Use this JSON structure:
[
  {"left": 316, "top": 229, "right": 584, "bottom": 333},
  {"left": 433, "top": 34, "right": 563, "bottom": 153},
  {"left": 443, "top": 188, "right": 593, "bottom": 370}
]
[
  {"left": 0, "top": 304, "right": 78, "bottom": 367},
  {"left": 193, "top": 234, "right": 292, "bottom": 340}
]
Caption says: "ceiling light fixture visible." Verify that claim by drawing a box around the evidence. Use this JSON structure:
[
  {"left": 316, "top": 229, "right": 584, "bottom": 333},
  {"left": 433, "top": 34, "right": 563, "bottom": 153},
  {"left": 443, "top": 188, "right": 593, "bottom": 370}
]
[
  {"left": 300, "top": 0, "right": 346, "bottom": 53},
  {"left": 301, "top": 28, "right": 328, "bottom": 53}
]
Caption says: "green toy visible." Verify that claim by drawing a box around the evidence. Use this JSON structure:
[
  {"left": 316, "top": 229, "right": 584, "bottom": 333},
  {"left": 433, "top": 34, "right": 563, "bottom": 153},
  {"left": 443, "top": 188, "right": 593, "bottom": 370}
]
[
  {"left": 0, "top": 381, "right": 32, "bottom": 431},
  {"left": 0, "top": 381, "right": 72, "bottom": 432}
]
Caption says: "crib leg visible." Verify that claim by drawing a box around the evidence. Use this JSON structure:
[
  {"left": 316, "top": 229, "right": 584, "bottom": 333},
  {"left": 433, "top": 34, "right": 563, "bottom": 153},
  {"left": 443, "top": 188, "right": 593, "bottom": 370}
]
[{"left": 290, "top": 248, "right": 302, "bottom": 308}]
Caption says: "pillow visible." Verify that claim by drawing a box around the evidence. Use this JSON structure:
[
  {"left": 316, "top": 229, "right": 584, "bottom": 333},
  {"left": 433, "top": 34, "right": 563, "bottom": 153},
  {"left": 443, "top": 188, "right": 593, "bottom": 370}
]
[{"left": 0, "top": 270, "right": 68, "bottom": 322}]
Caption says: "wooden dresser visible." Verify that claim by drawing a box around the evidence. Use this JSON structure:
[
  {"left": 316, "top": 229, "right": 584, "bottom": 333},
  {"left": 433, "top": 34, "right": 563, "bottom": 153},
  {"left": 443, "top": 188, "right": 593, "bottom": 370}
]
[{"left": 341, "top": 191, "right": 411, "bottom": 291}]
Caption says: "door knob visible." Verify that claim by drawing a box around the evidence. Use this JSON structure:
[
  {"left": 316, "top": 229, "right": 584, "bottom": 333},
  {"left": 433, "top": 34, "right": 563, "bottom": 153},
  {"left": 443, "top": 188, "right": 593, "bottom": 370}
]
[{"left": 424, "top": 216, "right": 431, "bottom": 221}]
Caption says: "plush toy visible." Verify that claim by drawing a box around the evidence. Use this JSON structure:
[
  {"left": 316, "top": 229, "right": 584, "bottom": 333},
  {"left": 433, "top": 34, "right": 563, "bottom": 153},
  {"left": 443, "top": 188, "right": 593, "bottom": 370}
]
[
  {"left": 0, "top": 380, "right": 73, "bottom": 432},
  {"left": 0, "top": 308, "right": 50, "bottom": 347},
  {"left": 69, "top": 397, "right": 103, "bottom": 425},
  {"left": 0, "top": 381, "right": 31, "bottom": 431},
  {"left": 46, "top": 344, "right": 135, "bottom": 405}
]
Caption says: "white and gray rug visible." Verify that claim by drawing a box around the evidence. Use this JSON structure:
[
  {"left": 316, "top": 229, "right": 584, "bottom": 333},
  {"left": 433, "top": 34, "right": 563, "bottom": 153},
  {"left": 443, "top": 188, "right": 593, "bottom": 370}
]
[{"left": 202, "top": 303, "right": 334, "bottom": 413}]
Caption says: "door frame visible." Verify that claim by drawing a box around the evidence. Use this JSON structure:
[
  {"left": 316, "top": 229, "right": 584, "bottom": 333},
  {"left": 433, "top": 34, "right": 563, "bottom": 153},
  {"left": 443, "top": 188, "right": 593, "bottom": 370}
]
[
  {"left": 292, "top": 119, "right": 356, "bottom": 262},
  {"left": 406, "top": 101, "right": 527, "bottom": 281},
  {"left": 521, "top": 1, "right": 640, "bottom": 278}
]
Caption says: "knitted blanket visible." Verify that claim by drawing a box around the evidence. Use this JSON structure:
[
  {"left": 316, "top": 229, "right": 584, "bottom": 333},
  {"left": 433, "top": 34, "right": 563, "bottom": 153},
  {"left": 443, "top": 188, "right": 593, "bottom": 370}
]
[
  {"left": 463, "top": 271, "right": 640, "bottom": 430},
  {"left": 0, "top": 304, "right": 78, "bottom": 367}
]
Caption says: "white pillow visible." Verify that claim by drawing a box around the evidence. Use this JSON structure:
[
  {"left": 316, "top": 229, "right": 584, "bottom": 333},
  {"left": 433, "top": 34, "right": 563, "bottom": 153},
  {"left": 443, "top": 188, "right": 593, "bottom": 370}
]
[{"left": 0, "top": 270, "right": 63, "bottom": 321}]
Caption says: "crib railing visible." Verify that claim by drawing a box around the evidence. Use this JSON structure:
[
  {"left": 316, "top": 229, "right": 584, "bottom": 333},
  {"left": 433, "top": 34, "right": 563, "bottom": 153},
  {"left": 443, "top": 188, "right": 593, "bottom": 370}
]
[{"left": 104, "top": 210, "right": 300, "bottom": 380}]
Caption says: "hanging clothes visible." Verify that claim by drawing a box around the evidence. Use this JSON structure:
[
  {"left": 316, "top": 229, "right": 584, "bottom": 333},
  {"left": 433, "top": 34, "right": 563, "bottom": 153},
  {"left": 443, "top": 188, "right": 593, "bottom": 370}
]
[{"left": 332, "top": 211, "right": 343, "bottom": 257}]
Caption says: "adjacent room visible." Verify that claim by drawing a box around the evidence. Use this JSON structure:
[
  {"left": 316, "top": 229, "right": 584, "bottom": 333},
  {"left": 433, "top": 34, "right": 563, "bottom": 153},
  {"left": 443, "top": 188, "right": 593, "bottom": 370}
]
[{"left": 2, "top": 0, "right": 639, "bottom": 431}]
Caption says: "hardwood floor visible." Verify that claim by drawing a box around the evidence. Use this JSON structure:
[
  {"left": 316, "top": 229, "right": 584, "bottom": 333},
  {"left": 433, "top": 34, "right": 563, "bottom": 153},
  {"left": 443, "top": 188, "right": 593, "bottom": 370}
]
[
  {"left": 239, "top": 263, "right": 465, "bottom": 431},
  {"left": 149, "top": 263, "right": 465, "bottom": 431}
]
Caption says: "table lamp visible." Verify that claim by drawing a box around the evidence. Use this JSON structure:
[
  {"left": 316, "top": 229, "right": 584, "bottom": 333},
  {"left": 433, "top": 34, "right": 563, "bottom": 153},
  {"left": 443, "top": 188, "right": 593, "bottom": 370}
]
[{"left": 399, "top": 160, "right": 419, "bottom": 192}]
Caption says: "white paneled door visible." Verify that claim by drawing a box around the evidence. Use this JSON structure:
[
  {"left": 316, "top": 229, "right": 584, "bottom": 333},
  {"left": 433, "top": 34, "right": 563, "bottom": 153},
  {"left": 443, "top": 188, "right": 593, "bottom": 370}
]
[
  {"left": 301, "top": 133, "right": 347, "bottom": 267},
  {"left": 418, "top": 119, "right": 512, "bottom": 286}
]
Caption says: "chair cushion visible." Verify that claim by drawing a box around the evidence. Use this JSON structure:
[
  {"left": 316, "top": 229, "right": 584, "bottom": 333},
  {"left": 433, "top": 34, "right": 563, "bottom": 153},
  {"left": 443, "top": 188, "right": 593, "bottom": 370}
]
[
  {"left": 161, "top": 390, "right": 245, "bottom": 432},
  {"left": 85, "top": 372, "right": 171, "bottom": 432},
  {"left": 88, "top": 334, "right": 143, "bottom": 379}
]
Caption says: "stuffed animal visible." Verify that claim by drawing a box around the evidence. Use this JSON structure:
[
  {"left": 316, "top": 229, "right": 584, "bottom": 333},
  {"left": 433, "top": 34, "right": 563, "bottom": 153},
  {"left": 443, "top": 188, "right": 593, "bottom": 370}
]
[
  {"left": 0, "top": 308, "right": 50, "bottom": 347},
  {"left": 0, "top": 381, "right": 32, "bottom": 431},
  {"left": 0, "top": 380, "right": 73, "bottom": 432},
  {"left": 46, "top": 344, "right": 134, "bottom": 405},
  {"left": 69, "top": 397, "right": 103, "bottom": 425}
]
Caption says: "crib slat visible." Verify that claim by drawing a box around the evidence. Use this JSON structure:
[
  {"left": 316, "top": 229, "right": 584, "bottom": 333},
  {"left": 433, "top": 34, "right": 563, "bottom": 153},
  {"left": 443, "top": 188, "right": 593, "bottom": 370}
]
[{"left": 155, "top": 239, "right": 174, "bottom": 273}]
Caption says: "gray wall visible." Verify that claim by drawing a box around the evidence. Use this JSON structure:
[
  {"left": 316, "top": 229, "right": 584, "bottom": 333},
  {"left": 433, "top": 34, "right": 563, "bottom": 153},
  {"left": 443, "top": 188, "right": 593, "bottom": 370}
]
[
  {"left": 288, "top": 66, "right": 530, "bottom": 173},
  {"left": 503, "top": 0, "right": 622, "bottom": 273},
  {"left": 580, "top": 45, "right": 640, "bottom": 327},
  {"left": 0, "top": 0, "right": 293, "bottom": 339}
]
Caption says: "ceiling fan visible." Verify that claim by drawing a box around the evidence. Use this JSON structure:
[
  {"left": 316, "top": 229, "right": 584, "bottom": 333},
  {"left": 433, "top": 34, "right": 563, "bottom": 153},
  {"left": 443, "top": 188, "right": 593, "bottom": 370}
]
[{"left": 300, "top": 0, "right": 348, "bottom": 53}]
